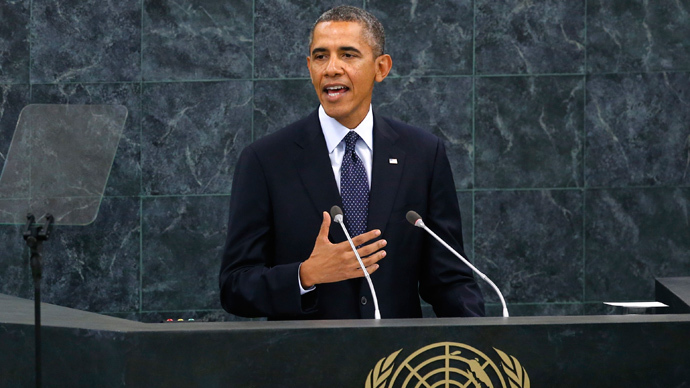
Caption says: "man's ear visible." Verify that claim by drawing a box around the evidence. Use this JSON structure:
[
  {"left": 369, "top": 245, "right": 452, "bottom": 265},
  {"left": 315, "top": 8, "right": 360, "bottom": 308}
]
[
  {"left": 374, "top": 54, "right": 393, "bottom": 83},
  {"left": 306, "top": 56, "right": 314, "bottom": 84}
]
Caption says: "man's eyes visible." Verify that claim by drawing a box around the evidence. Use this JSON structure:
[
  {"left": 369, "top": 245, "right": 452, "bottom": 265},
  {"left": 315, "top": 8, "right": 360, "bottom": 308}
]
[{"left": 313, "top": 53, "right": 358, "bottom": 60}]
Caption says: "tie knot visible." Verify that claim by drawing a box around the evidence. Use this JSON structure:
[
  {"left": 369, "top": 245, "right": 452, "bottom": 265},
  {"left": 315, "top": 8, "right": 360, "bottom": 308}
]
[{"left": 343, "top": 131, "right": 360, "bottom": 153}]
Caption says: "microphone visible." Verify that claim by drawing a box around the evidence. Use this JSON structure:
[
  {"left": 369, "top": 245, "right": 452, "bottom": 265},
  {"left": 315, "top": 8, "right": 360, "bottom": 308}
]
[
  {"left": 330, "top": 206, "right": 381, "bottom": 320},
  {"left": 406, "top": 211, "right": 509, "bottom": 318}
]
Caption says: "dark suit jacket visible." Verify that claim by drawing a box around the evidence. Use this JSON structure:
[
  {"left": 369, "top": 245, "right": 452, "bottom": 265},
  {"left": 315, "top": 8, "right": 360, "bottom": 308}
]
[{"left": 219, "top": 109, "right": 485, "bottom": 320}]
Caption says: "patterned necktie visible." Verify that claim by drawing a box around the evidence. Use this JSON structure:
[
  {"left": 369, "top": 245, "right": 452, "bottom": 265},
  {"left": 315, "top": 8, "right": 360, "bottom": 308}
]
[{"left": 340, "top": 131, "right": 369, "bottom": 237}]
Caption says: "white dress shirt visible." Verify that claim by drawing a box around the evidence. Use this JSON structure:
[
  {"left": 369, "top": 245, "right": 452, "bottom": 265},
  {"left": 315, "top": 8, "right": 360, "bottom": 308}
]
[
  {"left": 319, "top": 104, "right": 374, "bottom": 190},
  {"left": 299, "top": 105, "right": 375, "bottom": 294}
]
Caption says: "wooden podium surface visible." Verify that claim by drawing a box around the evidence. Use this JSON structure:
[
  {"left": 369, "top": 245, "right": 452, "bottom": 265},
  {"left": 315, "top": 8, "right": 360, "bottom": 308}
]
[{"left": 1, "top": 277, "right": 689, "bottom": 387}]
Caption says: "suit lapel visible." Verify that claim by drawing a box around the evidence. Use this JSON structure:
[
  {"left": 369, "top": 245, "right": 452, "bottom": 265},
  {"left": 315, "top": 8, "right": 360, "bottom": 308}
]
[
  {"left": 294, "top": 111, "right": 346, "bottom": 243},
  {"left": 368, "top": 113, "right": 405, "bottom": 234}
]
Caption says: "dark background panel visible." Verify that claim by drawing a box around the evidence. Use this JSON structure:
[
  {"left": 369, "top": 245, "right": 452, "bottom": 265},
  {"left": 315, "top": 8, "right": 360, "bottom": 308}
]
[
  {"left": 474, "top": 190, "right": 584, "bottom": 305},
  {"left": 0, "top": 0, "right": 30, "bottom": 83},
  {"left": 141, "top": 81, "right": 252, "bottom": 196},
  {"left": 253, "top": 79, "right": 317, "bottom": 139},
  {"left": 374, "top": 77, "right": 474, "bottom": 190},
  {"left": 0, "top": 225, "right": 30, "bottom": 299},
  {"left": 587, "top": 0, "right": 690, "bottom": 73},
  {"left": 141, "top": 195, "right": 229, "bottom": 312},
  {"left": 585, "top": 188, "right": 690, "bottom": 302},
  {"left": 142, "top": 0, "right": 252, "bottom": 81},
  {"left": 8, "top": 197, "right": 142, "bottom": 313},
  {"left": 0, "top": 0, "right": 687, "bottom": 320},
  {"left": 30, "top": 0, "right": 141, "bottom": 83},
  {"left": 475, "top": 0, "right": 585, "bottom": 75},
  {"left": 367, "top": 0, "right": 474, "bottom": 76},
  {"left": 475, "top": 76, "right": 584, "bottom": 188},
  {"left": 585, "top": 73, "right": 690, "bottom": 188}
]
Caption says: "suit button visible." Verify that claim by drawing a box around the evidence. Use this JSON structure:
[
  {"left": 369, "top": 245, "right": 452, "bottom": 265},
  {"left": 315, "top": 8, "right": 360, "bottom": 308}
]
[{"left": 361, "top": 296, "right": 367, "bottom": 305}]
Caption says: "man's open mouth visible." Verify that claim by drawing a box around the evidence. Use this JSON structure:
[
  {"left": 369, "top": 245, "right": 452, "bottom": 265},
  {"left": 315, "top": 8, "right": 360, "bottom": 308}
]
[{"left": 325, "top": 85, "right": 349, "bottom": 97}]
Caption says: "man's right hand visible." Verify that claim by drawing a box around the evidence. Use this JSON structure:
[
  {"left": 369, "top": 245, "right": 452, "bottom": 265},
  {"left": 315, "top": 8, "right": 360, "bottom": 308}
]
[{"left": 299, "top": 212, "right": 387, "bottom": 288}]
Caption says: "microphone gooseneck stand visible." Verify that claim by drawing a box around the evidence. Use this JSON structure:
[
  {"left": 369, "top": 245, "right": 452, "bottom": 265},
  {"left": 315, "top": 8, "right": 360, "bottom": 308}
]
[
  {"left": 330, "top": 206, "right": 381, "bottom": 319},
  {"left": 23, "top": 213, "right": 54, "bottom": 388},
  {"left": 406, "top": 211, "right": 509, "bottom": 318}
]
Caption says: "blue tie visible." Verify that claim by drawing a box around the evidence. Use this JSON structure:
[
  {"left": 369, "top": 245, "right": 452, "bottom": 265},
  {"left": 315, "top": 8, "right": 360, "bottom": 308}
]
[{"left": 340, "top": 131, "right": 369, "bottom": 237}]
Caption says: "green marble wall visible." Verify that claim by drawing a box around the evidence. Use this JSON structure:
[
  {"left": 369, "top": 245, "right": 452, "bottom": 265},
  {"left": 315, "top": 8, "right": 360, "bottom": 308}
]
[{"left": 0, "top": 0, "right": 688, "bottom": 320}]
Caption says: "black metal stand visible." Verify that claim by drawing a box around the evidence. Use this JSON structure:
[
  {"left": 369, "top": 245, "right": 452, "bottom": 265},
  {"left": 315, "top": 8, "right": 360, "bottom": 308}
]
[{"left": 23, "top": 213, "right": 53, "bottom": 388}]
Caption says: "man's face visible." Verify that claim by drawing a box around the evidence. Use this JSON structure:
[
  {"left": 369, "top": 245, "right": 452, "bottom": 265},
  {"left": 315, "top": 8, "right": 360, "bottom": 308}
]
[{"left": 307, "top": 21, "right": 392, "bottom": 129}]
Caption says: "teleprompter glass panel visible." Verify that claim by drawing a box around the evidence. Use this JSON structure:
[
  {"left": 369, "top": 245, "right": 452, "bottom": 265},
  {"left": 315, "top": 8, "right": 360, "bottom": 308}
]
[{"left": 0, "top": 104, "right": 127, "bottom": 225}]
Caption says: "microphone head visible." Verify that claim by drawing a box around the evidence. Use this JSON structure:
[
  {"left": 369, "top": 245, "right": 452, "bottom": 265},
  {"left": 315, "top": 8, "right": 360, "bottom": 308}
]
[
  {"left": 330, "top": 205, "right": 344, "bottom": 223},
  {"left": 406, "top": 211, "right": 423, "bottom": 227}
]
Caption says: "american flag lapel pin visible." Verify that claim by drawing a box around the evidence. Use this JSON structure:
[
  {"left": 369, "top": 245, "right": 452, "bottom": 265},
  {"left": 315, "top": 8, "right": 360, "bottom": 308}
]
[{"left": 389, "top": 158, "right": 398, "bottom": 164}]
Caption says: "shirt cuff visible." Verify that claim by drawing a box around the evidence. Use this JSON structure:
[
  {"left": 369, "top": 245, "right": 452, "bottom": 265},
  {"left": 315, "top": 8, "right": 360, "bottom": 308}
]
[{"left": 298, "top": 262, "right": 316, "bottom": 295}]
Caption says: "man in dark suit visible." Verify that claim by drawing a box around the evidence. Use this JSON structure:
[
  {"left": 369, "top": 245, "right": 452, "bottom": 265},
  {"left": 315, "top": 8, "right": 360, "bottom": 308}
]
[{"left": 219, "top": 6, "right": 484, "bottom": 320}]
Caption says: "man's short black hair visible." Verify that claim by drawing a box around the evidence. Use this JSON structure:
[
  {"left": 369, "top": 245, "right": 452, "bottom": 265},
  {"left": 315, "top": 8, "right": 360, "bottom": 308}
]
[{"left": 309, "top": 5, "right": 386, "bottom": 57}]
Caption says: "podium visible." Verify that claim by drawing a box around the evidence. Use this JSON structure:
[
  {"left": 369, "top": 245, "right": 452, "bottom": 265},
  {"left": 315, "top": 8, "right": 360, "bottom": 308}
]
[{"left": 2, "top": 277, "right": 689, "bottom": 387}]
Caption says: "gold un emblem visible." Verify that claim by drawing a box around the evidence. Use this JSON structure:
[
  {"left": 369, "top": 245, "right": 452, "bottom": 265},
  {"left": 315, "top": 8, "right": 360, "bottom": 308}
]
[{"left": 364, "top": 341, "right": 530, "bottom": 388}]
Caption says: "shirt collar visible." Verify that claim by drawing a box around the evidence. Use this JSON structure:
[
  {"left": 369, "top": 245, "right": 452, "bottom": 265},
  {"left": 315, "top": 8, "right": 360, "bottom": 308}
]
[{"left": 319, "top": 105, "right": 374, "bottom": 153}]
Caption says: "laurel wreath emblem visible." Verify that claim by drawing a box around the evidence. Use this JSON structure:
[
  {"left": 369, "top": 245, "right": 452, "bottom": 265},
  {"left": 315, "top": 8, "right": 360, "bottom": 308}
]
[
  {"left": 494, "top": 348, "right": 530, "bottom": 388},
  {"left": 365, "top": 349, "right": 402, "bottom": 388},
  {"left": 364, "top": 343, "right": 529, "bottom": 388}
]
